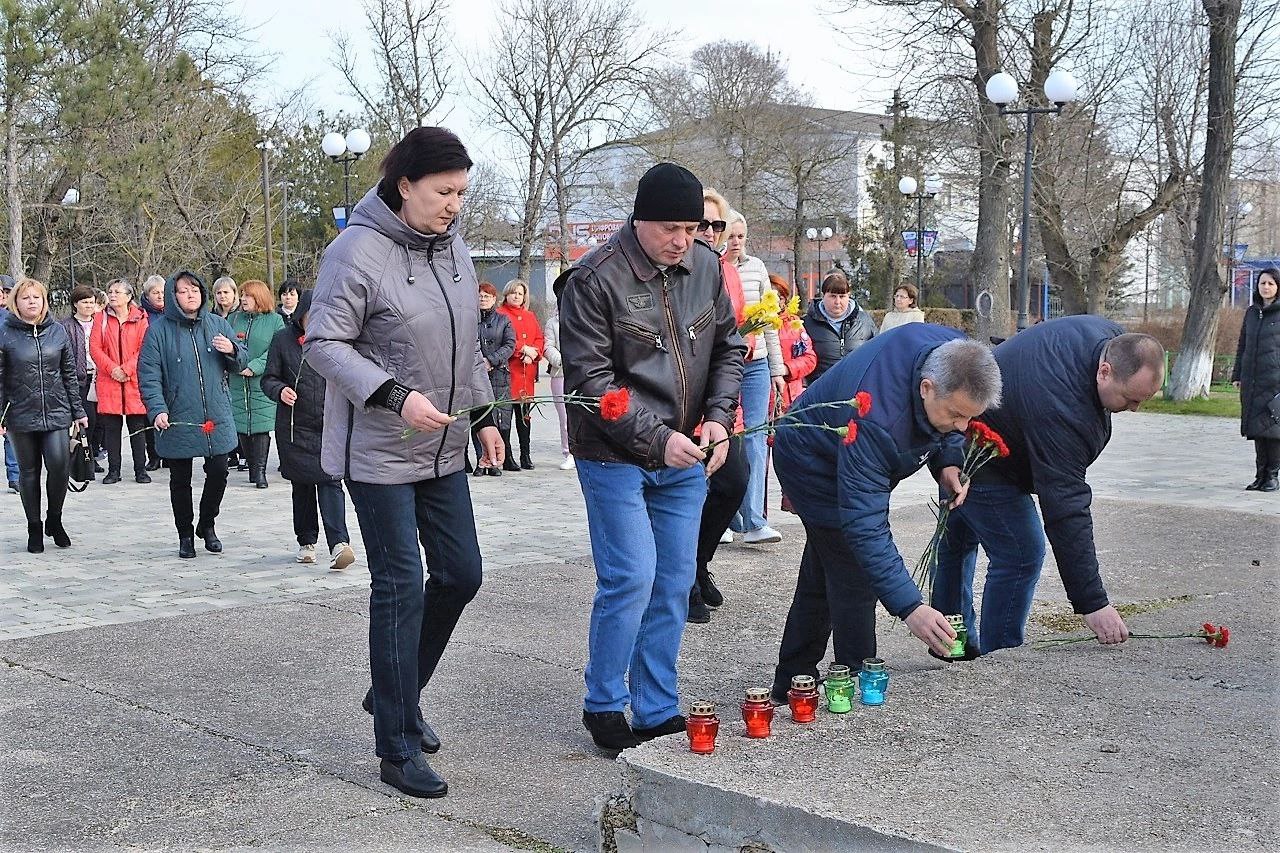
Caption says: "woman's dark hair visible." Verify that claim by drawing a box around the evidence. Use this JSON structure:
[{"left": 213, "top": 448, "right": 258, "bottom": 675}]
[
  {"left": 279, "top": 279, "right": 301, "bottom": 297},
  {"left": 821, "top": 272, "right": 850, "bottom": 295},
  {"left": 69, "top": 284, "right": 96, "bottom": 303},
  {"left": 377, "top": 127, "right": 473, "bottom": 212},
  {"left": 1258, "top": 267, "right": 1280, "bottom": 297}
]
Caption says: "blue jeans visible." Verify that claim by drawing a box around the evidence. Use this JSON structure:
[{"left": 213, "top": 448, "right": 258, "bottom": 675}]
[
  {"left": 576, "top": 459, "right": 708, "bottom": 729},
  {"left": 930, "top": 482, "right": 1047, "bottom": 654},
  {"left": 347, "top": 473, "right": 483, "bottom": 760},
  {"left": 4, "top": 435, "right": 18, "bottom": 483},
  {"left": 732, "top": 356, "right": 771, "bottom": 532}
]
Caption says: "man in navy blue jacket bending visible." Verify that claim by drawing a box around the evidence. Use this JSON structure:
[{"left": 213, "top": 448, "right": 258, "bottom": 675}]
[
  {"left": 931, "top": 316, "right": 1164, "bottom": 654},
  {"left": 771, "top": 324, "right": 1003, "bottom": 701}
]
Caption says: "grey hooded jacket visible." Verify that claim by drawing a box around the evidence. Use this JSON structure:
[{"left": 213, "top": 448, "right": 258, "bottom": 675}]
[{"left": 306, "top": 186, "right": 492, "bottom": 483}]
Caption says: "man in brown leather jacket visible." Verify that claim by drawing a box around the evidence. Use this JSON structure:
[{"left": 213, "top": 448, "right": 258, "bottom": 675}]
[{"left": 558, "top": 163, "right": 746, "bottom": 751}]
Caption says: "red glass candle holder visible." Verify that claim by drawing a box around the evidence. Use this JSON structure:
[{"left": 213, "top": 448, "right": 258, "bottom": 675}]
[
  {"left": 787, "top": 674, "right": 819, "bottom": 723},
  {"left": 740, "top": 687, "right": 775, "bottom": 738},
  {"left": 686, "top": 700, "right": 719, "bottom": 754}
]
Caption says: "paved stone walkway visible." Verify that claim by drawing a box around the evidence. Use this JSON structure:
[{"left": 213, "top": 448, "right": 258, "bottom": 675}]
[{"left": 1, "top": 393, "right": 1271, "bottom": 641}]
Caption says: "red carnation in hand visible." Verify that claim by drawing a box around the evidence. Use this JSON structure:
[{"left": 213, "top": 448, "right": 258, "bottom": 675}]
[
  {"left": 842, "top": 420, "right": 858, "bottom": 445},
  {"left": 854, "top": 390, "right": 872, "bottom": 418},
  {"left": 201, "top": 420, "right": 216, "bottom": 435},
  {"left": 235, "top": 332, "right": 246, "bottom": 340},
  {"left": 599, "top": 388, "right": 631, "bottom": 421}
]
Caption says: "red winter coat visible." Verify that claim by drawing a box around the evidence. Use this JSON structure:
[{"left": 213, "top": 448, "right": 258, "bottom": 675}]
[
  {"left": 774, "top": 312, "right": 816, "bottom": 410},
  {"left": 90, "top": 305, "right": 149, "bottom": 415},
  {"left": 498, "top": 303, "right": 544, "bottom": 399}
]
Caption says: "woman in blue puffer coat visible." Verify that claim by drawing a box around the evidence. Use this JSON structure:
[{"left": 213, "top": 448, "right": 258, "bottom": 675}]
[{"left": 138, "top": 270, "right": 247, "bottom": 558}]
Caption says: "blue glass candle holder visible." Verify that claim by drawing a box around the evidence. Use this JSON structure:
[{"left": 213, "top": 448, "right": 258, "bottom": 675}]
[{"left": 859, "top": 657, "right": 889, "bottom": 706}]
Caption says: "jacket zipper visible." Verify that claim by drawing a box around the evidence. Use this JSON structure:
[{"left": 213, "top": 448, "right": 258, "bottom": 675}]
[
  {"left": 658, "top": 273, "right": 689, "bottom": 431},
  {"left": 117, "top": 316, "right": 127, "bottom": 412},
  {"left": 686, "top": 305, "right": 715, "bottom": 355},
  {"left": 617, "top": 318, "right": 665, "bottom": 350},
  {"left": 190, "top": 324, "right": 211, "bottom": 454},
  {"left": 426, "top": 243, "right": 459, "bottom": 476},
  {"left": 244, "top": 314, "right": 254, "bottom": 434},
  {"left": 34, "top": 325, "right": 48, "bottom": 428}
]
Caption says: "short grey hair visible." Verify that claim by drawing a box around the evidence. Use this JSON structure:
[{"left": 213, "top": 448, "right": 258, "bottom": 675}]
[
  {"left": 921, "top": 339, "right": 1002, "bottom": 409},
  {"left": 105, "top": 277, "right": 133, "bottom": 298},
  {"left": 142, "top": 275, "right": 165, "bottom": 296}
]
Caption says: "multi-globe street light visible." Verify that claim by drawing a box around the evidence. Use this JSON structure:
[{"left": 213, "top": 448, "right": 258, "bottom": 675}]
[
  {"left": 805, "top": 226, "right": 834, "bottom": 298},
  {"left": 898, "top": 174, "right": 943, "bottom": 299},
  {"left": 986, "top": 68, "right": 1080, "bottom": 331},
  {"left": 60, "top": 187, "right": 80, "bottom": 292},
  {"left": 322, "top": 128, "right": 372, "bottom": 229}
]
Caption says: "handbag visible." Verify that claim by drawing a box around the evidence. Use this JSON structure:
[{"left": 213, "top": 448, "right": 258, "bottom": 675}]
[{"left": 68, "top": 424, "right": 93, "bottom": 492}]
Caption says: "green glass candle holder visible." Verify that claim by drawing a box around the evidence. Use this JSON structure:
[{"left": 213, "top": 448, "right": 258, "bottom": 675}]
[
  {"left": 946, "top": 614, "right": 968, "bottom": 659},
  {"left": 824, "top": 664, "right": 854, "bottom": 714}
]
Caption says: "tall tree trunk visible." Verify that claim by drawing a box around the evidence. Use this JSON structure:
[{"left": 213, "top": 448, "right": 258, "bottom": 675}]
[
  {"left": 5, "top": 111, "right": 23, "bottom": 281},
  {"left": 1167, "top": 0, "right": 1240, "bottom": 400},
  {"left": 969, "top": 0, "right": 1013, "bottom": 344}
]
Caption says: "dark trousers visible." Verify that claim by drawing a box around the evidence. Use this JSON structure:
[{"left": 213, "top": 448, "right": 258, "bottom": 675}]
[
  {"left": 695, "top": 436, "right": 748, "bottom": 576},
  {"left": 100, "top": 413, "right": 148, "bottom": 476},
  {"left": 10, "top": 429, "right": 70, "bottom": 525},
  {"left": 292, "top": 480, "right": 350, "bottom": 550},
  {"left": 347, "top": 473, "right": 483, "bottom": 760},
  {"left": 167, "top": 454, "right": 230, "bottom": 536},
  {"left": 512, "top": 402, "right": 532, "bottom": 460},
  {"left": 144, "top": 426, "right": 158, "bottom": 465},
  {"left": 772, "top": 520, "right": 878, "bottom": 699},
  {"left": 1254, "top": 438, "right": 1280, "bottom": 476},
  {"left": 77, "top": 377, "right": 99, "bottom": 456}
]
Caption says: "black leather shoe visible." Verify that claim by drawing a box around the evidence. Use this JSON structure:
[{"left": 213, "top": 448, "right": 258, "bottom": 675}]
[
  {"left": 135, "top": 472, "right": 152, "bottom": 484},
  {"left": 520, "top": 457, "right": 535, "bottom": 470},
  {"left": 487, "top": 467, "right": 502, "bottom": 477},
  {"left": 582, "top": 710, "right": 641, "bottom": 751},
  {"left": 472, "top": 466, "right": 487, "bottom": 477},
  {"left": 93, "top": 462, "right": 104, "bottom": 473},
  {"left": 1245, "top": 479, "right": 1263, "bottom": 490},
  {"left": 632, "top": 714, "right": 686, "bottom": 743},
  {"left": 195, "top": 524, "right": 222, "bottom": 553},
  {"left": 698, "top": 571, "right": 723, "bottom": 608},
  {"left": 102, "top": 472, "right": 121, "bottom": 485},
  {"left": 361, "top": 692, "right": 440, "bottom": 754},
  {"left": 687, "top": 587, "right": 711, "bottom": 624},
  {"left": 27, "top": 522, "right": 44, "bottom": 554},
  {"left": 178, "top": 536, "right": 196, "bottom": 559},
  {"left": 1259, "top": 474, "right": 1279, "bottom": 492},
  {"left": 380, "top": 753, "right": 447, "bottom": 799},
  {"left": 502, "top": 458, "right": 521, "bottom": 472},
  {"left": 145, "top": 458, "right": 162, "bottom": 471}
]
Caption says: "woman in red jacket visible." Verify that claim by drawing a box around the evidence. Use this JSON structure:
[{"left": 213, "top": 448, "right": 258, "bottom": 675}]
[
  {"left": 497, "top": 278, "right": 543, "bottom": 471},
  {"left": 90, "top": 278, "right": 151, "bottom": 484},
  {"left": 769, "top": 275, "right": 816, "bottom": 410}
]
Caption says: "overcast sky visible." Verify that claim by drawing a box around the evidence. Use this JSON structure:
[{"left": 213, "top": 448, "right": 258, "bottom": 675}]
[{"left": 239, "top": 0, "right": 900, "bottom": 161}]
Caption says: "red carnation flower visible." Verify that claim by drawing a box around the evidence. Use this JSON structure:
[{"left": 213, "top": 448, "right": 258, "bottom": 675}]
[
  {"left": 766, "top": 433, "right": 775, "bottom": 447},
  {"left": 235, "top": 332, "right": 246, "bottom": 340},
  {"left": 297, "top": 335, "right": 306, "bottom": 346},
  {"left": 842, "top": 420, "right": 858, "bottom": 445},
  {"left": 599, "top": 388, "right": 631, "bottom": 421},
  {"left": 201, "top": 420, "right": 216, "bottom": 435},
  {"left": 1203, "top": 624, "right": 1229, "bottom": 648},
  {"left": 854, "top": 391, "right": 872, "bottom": 418}
]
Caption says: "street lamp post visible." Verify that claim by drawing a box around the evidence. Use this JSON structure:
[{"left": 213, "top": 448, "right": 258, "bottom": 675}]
[
  {"left": 1226, "top": 199, "right": 1253, "bottom": 308},
  {"left": 898, "top": 174, "right": 943, "bottom": 299},
  {"left": 256, "top": 138, "right": 275, "bottom": 288},
  {"left": 985, "top": 68, "right": 1080, "bottom": 331},
  {"left": 322, "top": 128, "right": 372, "bottom": 229},
  {"left": 280, "top": 180, "right": 292, "bottom": 281},
  {"left": 805, "top": 226, "right": 834, "bottom": 300},
  {"left": 60, "top": 187, "right": 80, "bottom": 291}
]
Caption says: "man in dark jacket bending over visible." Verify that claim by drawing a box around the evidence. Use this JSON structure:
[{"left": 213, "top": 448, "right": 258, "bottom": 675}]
[
  {"left": 771, "top": 325, "right": 1002, "bottom": 701},
  {"left": 558, "top": 163, "right": 746, "bottom": 751},
  {"left": 931, "top": 316, "right": 1165, "bottom": 653}
]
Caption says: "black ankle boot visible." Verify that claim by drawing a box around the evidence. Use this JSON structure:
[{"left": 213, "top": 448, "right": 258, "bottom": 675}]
[
  {"left": 178, "top": 536, "right": 196, "bottom": 558},
  {"left": 687, "top": 585, "right": 711, "bottom": 624},
  {"left": 27, "top": 522, "right": 44, "bottom": 553},
  {"left": 45, "top": 516, "right": 71, "bottom": 548},
  {"left": 1259, "top": 471, "right": 1279, "bottom": 492},
  {"left": 697, "top": 567, "right": 723, "bottom": 608},
  {"left": 195, "top": 522, "right": 222, "bottom": 553}
]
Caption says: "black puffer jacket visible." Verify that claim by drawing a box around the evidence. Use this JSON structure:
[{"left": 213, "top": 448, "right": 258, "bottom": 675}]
[
  {"left": 1232, "top": 293, "right": 1280, "bottom": 440},
  {"left": 261, "top": 292, "right": 338, "bottom": 484},
  {"left": 802, "top": 299, "right": 877, "bottom": 385},
  {"left": 477, "top": 306, "right": 515, "bottom": 432},
  {"left": 0, "top": 309, "right": 85, "bottom": 433}
]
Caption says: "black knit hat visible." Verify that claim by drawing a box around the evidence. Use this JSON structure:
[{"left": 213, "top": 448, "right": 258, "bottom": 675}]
[{"left": 633, "top": 163, "right": 703, "bottom": 222}]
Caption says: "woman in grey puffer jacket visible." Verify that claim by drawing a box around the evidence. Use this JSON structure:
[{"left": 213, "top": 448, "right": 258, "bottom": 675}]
[
  {"left": 0, "top": 279, "right": 88, "bottom": 553},
  {"left": 306, "top": 127, "right": 499, "bottom": 801}
]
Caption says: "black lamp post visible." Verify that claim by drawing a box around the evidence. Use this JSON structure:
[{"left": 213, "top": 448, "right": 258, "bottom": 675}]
[
  {"left": 322, "top": 128, "right": 372, "bottom": 229},
  {"left": 898, "top": 174, "right": 942, "bottom": 298}
]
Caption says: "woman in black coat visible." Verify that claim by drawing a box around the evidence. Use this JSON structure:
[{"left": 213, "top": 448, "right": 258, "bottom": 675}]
[
  {"left": 802, "top": 271, "right": 877, "bottom": 386},
  {"left": 1232, "top": 267, "right": 1280, "bottom": 492},
  {"left": 472, "top": 282, "right": 514, "bottom": 476},
  {"left": 261, "top": 291, "right": 356, "bottom": 569},
  {"left": 0, "top": 279, "right": 89, "bottom": 552}
]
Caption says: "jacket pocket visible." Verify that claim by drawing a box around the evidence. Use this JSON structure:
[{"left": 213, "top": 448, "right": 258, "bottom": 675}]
[
  {"left": 616, "top": 318, "right": 665, "bottom": 352},
  {"left": 686, "top": 304, "right": 716, "bottom": 357}
]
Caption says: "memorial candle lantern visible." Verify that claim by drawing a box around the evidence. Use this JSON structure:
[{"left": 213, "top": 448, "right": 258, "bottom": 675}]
[
  {"left": 787, "top": 674, "right": 820, "bottom": 723},
  {"left": 740, "top": 687, "right": 775, "bottom": 738},
  {"left": 946, "top": 615, "right": 968, "bottom": 659},
  {"left": 859, "top": 658, "right": 889, "bottom": 706},
  {"left": 686, "top": 700, "right": 719, "bottom": 754},
  {"left": 824, "top": 664, "right": 854, "bottom": 714}
]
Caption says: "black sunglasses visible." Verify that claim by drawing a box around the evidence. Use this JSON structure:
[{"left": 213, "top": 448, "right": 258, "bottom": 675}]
[{"left": 697, "top": 219, "right": 727, "bottom": 234}]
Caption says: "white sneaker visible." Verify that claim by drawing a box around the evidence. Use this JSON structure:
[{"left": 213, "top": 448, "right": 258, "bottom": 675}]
[
  {"left": 743, "top": 525, "right": 783, "bottom": 544},
  {"left": 296, "top": 544, "right": 316, "bottom": 564},
  {"left": 719, "top": 529, "right": 734, "bottom": 544},
  {"left": 558, "top": 455, "right": 576, "bottom": 470},
  {"left": 330, "top": 542, "right": 356, "bottom": 571}
]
